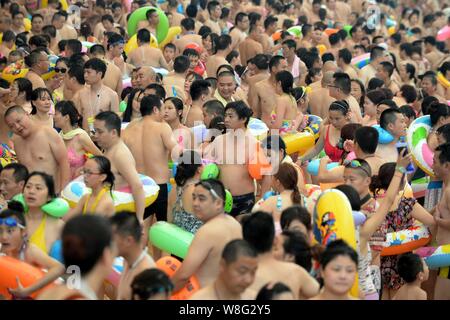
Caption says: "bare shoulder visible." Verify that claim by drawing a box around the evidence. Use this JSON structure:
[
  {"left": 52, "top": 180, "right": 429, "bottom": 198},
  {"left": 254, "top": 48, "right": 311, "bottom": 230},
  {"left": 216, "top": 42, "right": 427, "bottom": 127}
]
[{"left": 189, "top": 286, "right": 215, "bottom": 300}]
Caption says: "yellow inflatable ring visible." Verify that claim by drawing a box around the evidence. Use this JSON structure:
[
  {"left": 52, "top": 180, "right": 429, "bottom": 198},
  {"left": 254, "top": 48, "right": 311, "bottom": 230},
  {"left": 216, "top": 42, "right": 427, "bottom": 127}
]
[
  {"left": 282, "top": 131, "right": 315, "bottom": 155},
  {"left": 40, "top": 0, "right": 68, "bottom": 11},
  {"left": 61, "top": 174, "right": 160, "bottom": 212},
  {"left": 124, "top": 33, "right": 158, "bottom": 55},
  {"left": 2, "top": 62, "right": 28, "bottom": 83},
  {"left": 437, "top": 72, "right": 450, "bottom": 89}
]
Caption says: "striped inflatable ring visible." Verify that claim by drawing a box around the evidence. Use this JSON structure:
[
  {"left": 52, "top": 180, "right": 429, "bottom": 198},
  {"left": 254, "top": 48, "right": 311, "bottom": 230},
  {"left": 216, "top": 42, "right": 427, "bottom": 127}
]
[{"left": 406, "top": 115, "right": 434, "bottom": 177}]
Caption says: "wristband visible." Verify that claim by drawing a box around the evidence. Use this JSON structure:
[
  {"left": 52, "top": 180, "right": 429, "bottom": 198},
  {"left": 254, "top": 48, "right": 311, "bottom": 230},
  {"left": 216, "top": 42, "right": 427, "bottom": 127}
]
[{"left": 395, "top": 166, "right": 406, "bottom": 174}]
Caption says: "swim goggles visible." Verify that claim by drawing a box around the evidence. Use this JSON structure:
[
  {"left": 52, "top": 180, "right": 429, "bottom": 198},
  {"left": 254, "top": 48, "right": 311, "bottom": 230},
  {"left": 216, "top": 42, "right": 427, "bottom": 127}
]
[
  {"left": 0, "top": 217, "right": 25, "bottom": 229},
  {"left": 343, "top": 159, "right": 371, "bottom": 177},
  {"left": 195, "top": 181, "right": 223, "bottom": 201}
]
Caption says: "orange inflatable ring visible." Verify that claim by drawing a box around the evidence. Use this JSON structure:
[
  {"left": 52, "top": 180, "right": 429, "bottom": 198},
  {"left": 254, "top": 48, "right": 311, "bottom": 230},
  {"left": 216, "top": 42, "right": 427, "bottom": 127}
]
[
  {"left": 156, "top": 256, "right": 200, "bottom": 300},
  {"left": 380, "top": 223, "right": 431, "bottom": 256},
  {"left": 0, "top": 255, "right": 54, "bottom": 299},
  {"left": 248, "top": 143, "right": 272, "bottom": 180}
]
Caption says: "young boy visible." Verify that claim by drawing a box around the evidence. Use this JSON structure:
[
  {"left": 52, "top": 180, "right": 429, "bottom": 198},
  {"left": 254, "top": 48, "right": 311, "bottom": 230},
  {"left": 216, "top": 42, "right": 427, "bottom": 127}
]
[
  {"left": 163, "top": 43, "right": 176, "bottom": 71},
  {"left": 393, "top": 253, "right": 429, "bottom": 300}
]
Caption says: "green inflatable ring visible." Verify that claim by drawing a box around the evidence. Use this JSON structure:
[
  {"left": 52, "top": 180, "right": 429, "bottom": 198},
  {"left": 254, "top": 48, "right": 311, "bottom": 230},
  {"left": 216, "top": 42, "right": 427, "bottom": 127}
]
[
  {"left": 149, "top": 221, "right": 194, "bottom": 258},
  {"left": 12, "top": 194, "right": 69, "bottom": 218},
  {"left": 200, "top": 163, "right": 220, "bottom": 180},
  {"left": 342, "top": 25, "right": 352, "bottom": 38},
  {"left": 127, "top": 6, "right": 169, "bottom": 43},
  {"left": 224, "top": 189, "right": 233, "bottom": 213}
]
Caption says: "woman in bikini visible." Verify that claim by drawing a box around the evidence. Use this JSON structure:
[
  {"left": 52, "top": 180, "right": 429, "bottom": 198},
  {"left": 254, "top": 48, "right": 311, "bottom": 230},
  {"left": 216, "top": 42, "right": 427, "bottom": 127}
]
[
  {"left": 64, "top": 156, "right": 115, "bottom": 220},
  {"left": 54, "top": 100, "right": 102, "bottom": 179},
  {"left": 163, "top": 97, "right": 193, "bottom": 151}
]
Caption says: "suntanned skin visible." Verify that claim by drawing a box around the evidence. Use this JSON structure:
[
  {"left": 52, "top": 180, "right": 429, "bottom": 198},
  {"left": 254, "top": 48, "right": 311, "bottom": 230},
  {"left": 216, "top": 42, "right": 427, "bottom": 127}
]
[
  {"left": 5, "top": 109, "right": 70, "bottom": 193},
  {"left": 128, "top": 44, "right": 169, "bottom": 69}
]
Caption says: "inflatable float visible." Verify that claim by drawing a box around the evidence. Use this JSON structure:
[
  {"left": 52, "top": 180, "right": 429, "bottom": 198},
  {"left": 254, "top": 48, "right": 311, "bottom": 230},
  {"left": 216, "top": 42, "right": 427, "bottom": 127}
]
[
  {"left": 127, "top": 6, "right": 169, "bottom": 42},
  {"left": 380, "top": 222, "right": 431, "bottom": 256},
  {"left": 149, "top": 221, "right": 194, "bottom": 259},
  {"left": 13, "top": 194, "right": 69, "bottom": 218},
  {"left": 425, "top": 244, "right": 450, "bottom": 269},
  {"left": 406, "top": 115, "right": 434, "bottom": 177}
]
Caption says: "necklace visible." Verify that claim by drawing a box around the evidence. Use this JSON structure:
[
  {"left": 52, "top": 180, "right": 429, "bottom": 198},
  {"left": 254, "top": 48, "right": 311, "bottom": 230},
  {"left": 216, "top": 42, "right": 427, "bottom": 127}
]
[{"left": 130, "top": 250, "right": 148, "bottom": 271}]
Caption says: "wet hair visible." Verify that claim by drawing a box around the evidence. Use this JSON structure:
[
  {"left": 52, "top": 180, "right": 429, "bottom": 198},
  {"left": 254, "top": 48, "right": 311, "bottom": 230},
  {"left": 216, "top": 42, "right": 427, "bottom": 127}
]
[
  {"left": 242, "top": 211, "right": 275, "bottom": 254},
  {"left": 24, "top": 171, "right": 56, "bottom": 200},
  {"left": 280, "top": 205, "right": 312, "bottom": 231},
  {"left": 173, "top": 55, "right": 190, "bottom": 74},
  {"left": 90, "top": 155, "right": 115, "bottom": 191},
  {"left": 123, "top": 88, "right": 143, "bottom": 122},
  {"left": 203, "top": 99, "right": 224, "bottom": 117},
  {"left": 428, "top": 103, "right": 450, "bottom": 127},
  {"left": 224, "top": 100, "right": 253, "bottom": 126},
  {"left": 62, "top": 215, "right": 112, "bottom": 275},
  {"left": 354, "top": 126, "right": 378, "bottom": 154},
  {"left": 399, "top": 105, "right": 416, "bottom": 121},
  {"left": 437, "top": 124, "right": 450, "bottom": 144},
  {"left": 67, "top": 64, "right": 86, "bottom": 85},
  {"left": 137, "top": 28, "right": 151, "bottom": 43},
  {"left": 398, "top": 253, "right": 424, "bottom": 283},
  {"left": 435, "top": 143, "right": 450, "bottom": 165},
  {"left": 140, "top": 94, "right": 161, "bottom": 116},
  {"left": 275, "top": 71, "right": 294, "bottom": 95},
  {"left": 95, "top": 111, "right": 122, "bottom": 137},
  {"left": 84, "top": 58, "right": 107, "bottom": 78},
  {"left": 30, "top": 88, "right": 53, "bottom": 115},
  {"left": 329, "top": 100, "right": 350, "bottom": 115},
  {"left": 274, "top": 163, "right": 301, "bottom": 204},
  {"left": 421, "top": 96, "right": 439, "bottom": 115},
  {"left": 333, "top": 72, "right": 351, "bottom": 95},
  {"left": 1, "top": 163, "right": 29, "bottom": 184},
  {"left": 380, "top": 108, "right": 401, "bottom": 130},
  {"left": 281, "top": 230, "right": 312, "bottom": 271},
  {"left": 256, "top": 282, "right": 293, "bottom": 300},
  {"left": 110, "top": 211, "right": 142, "bottom": 243},
  {"left": 131, "top": 269, "right": 174, "bottom": 300},
  {"left": 190, "top": 80, "right": 211, "bottom": 101},
  {"left": 145, "top": 83, "right": 166, "bottom": 100},
  {"left": 338, "top": 48, "right": 352, "bottom": 65},
  {"left": 367, "top": 77, "right": 384, "bottom": 91},
  {"left": 222, "top": 239, "right": 257, "bottom": 264},
  {"left": 164, "top": 97, "right": 184, "bottom": 122},
  {"left": 13, "top": 78, "right": 32, "bottom": 101},
  {"left": 55, "top": 100, "right": 82, "bottom": 127},
  {"left": 369, "top": 162, "right": 399, "bottom": 195},
  {"left": 175, "top": 150, "right": 202, "bottom": 187},
  {"left": 320, "top": 239, "right": 358, "bottom": 270}
]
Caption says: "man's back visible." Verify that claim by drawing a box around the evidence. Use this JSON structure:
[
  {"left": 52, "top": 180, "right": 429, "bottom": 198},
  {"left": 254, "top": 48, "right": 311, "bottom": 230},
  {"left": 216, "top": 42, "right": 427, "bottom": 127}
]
[
  {"left": 206, "top": 55, "right": 229, "bottom": 78},
  {"left": 309, "top": 87, "right": 335, "bottom": 119},
  {"left": 239, "top": 38, "right": 263, "bottom": 68},
  {"left": 122, "top": 120, "right": 145, "bottom": 174},
  {"left": 174, "top": 34, "right": 203, "bottom": 53}
]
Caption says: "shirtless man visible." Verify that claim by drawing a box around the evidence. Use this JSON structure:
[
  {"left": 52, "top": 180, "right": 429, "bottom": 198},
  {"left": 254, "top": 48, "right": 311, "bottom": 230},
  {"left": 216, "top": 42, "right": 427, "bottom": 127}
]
[
  {"left": 328, "top": 72, "right": 363, "bottom": 123},
  {"left": 106, "top": 34, "right": 131, "bottom": 81},
  {"left": 24, "top": 48, "right": 49, "bottom": 90},
  {"left": 421, "top": 74, "right": 447, "bottom": 103},
  {"left": 204, "top": 101, "right": 270, "bottom": 217},
  {"left": 308, "top": 71, "right": 335, "bottom": 120},
  {"left": 246, "top": 54, "right": 270, "bottom": 112},
  {"left": 0, "top": 163, "right": 28, "bottom": 202},
  {"left": 184, "top": 80, "right": 211, "bottom": 128},
  {"left": 359, "top": 46, "right": 389, "bottom": 87},
  {"left": 229, "top": 13, "right": 249, "bottom": 51},
  {"left": 137, "top": 8, "right": 159, "bottom": 37},
  {"left": 111, "top": 212, "right": 156, "bottom": 300},
  {"left": 431, "top": 143, "right": 450, "bottom": 300},
  {"left": 93, "top": 111, "right": 145, "bottom": 223},
  {"left": 345, "top": 24, "right": 363, "bottom": 50},
  {"left": 243, "top": 211, "right": 320, "bottom": 299},
  {"left": 376, "top": 62, "right": 400, "bottom": 95},
  {"left": 376, "top": 108, "right": 407, "bottom": 163},
  {"left": 337, "top": 48, "right": 358, "bottom": 80},
  {"left": 163, "top": 55, "right": 190, "bottom": 102},
  {"left": 190, "top": 239, "right": 257, "bottom": 300},
  {"left": 206, "top": 35, "right": 232, "bottom": 78},
  {"left": 136, "top": 66, "right": 157, "bottom": 89},
  {"left": 238, "top": 24, "right": 263, "bottom": 68},
  {"left": 52, "top": 11, "right": 77, "bottom": 40},
  {"left": 173, "top": 18, "right": 203, "bottom": 54},
  {"left": 261, "top": 16, "right": 277, "bottom": 54},
  {"left": 89, "top": 45, "right": 123, "bottom": 98},
  {"left": 0, "top": 31, "right": 14, "bottom": 58},
  {"left": 214, "top": 71, "right": 240, "bottom": 106},
  {"left": 204, "top": 1, "right": 222, "bottom": 35},
  {"left": 250, "top": 55, "right": 288, "bottom": 125},
  {"left": 424, "top": 36, "right": 446, "bottom": 71},
  {"left": 123, "top": 95, "right": 180, "bottom": 231},
  {"left": 4, "top": 106, "right": 70, "bottom": 193},
  {"left": 128, "top": 29, "right": 168, "bottom": 69},
  {"left": 282, "top": 39, "right": 305, "bottom": 85},
  {"left": 76, "top": 58, "right": 119, "bottom": 132},
  {"left": 171, "top": 179, "right": 242, "bottom": 291}
]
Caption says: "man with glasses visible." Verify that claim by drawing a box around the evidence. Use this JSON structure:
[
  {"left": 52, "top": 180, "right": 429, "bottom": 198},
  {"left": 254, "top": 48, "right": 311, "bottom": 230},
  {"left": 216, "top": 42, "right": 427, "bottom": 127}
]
[
  {"left": 171, "top": 179, "right": 242, "bottom": 292},
  {"left": 328, "top": 72, "right": 363, "bottom": 123},
  {"left": 25, "top": 47, "right": 49, "bottom": 90}
]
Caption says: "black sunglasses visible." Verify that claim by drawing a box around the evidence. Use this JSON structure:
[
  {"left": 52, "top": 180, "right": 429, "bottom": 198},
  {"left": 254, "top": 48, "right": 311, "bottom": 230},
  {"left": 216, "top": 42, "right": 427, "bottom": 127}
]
[{"left": 54, "top": 67, "right": 67, "bottom": 73}]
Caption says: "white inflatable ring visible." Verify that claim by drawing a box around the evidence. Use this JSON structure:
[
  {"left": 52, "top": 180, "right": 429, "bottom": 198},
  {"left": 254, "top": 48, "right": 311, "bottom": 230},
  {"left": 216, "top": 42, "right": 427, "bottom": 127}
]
[
  {"left": 381, "top": 222, "right": 431, "bottom": 256},
  {"left": 61, "top": 174, "right": 160, "bottom": 212},
  {"left": 406, "top": 115, "right": 434, "bottom": 177}
]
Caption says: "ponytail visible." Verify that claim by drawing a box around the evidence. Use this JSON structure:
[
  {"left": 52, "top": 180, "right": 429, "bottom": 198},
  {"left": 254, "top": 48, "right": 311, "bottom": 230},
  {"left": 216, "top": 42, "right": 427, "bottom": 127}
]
[{"left": 291, "top": 185, "right": 302, "bottom": 205}]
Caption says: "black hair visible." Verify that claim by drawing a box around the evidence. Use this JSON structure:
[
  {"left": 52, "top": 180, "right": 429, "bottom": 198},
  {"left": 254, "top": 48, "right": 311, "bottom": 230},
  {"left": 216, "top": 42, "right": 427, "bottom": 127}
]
[
  {"left": 101, "top": 14, "right": 114, "bottom": 24},
  {"left": 89, "top": 155, "right": 114, "bottom": 192},
  {"left": 264, "top": 15, "right": 278, "bottom": 29},
  {"left": 110, "top": 211, "right": 142, "bottom": 243},
  {"left": 131, "top": 268, "right": 174, "bottom": 300},
  {"left": 175, "top": 150, "right": 202, "bottom": 187},
  {"left": 190, "top": 80, "right": 211, "bottom": 102},
  {"left": 398, "top": 84, "right": 417, "bottom": 104},
  {"left": 173, "top": 55, "right": 190, "bottom": 74},
  {"left": 222, "top": 239, "right": 257, "bottom": 264},
  {"left": 164, "top": 97, "right": 184, "bottom": 122},
  {"left": 122, "top": 88, "right": 142, "bottom": 122},
  {"left": 67, "top": 64, "right": 85, "bottom": 85},
  {"left": 320, "top": 239, "right": 358, "bottom": 269},
  {"left": 370, "top": 46, "right": 386, "bottom": 61},
  {"left": 145, "top": 83, "right": 166, "bottom": 100},
  {"left": 354, "top": 126, "right": 378, "bottom": 154},
  {"left": 256, "top": 282, "right": 293, "bottom": 300},
  {"left": 137, "top": 28, "right": 151, "bottom": 43},
  {"left": 235, "top": 12, "right": 248, "bottom": 26},
  {"left": 107, "top": 33, "right": 124, "bottom": 50},
  {"left": 281, "top": 230, "right": 312, "bottom": 271},
  {"left": 1, "top": 30, "right": 15, "bottom": 43},
  {"left": 140, "top": 94, "right": 161, "bottom": 116},
  {"left": 367, "top": 77, "right": 384, "bottom": 91},
  {"left": 225, "top": 50, "right": 239, "bottom": 64},
  {"left": 62, "top": 215, "right": 112, "bottom": 275},
  {"left": 203, "top": 99, "right": 224, "bottom": 117},
  {"left": 25, "top": 171, "right": 56, "bottom": 200},
  {"left": 242, "top": 211, "right": 274, "bottom": 254},
  {"left": 280, "top": 205, "right": 311, "bottom": 231},
  {"left": 42, "top": 25, "right": 57, "bottom": 38},
  {"left": 252, "top": 54, "right": 269, "bottom": 70},
  {"left": 329, "top": 33, "right": 340, "bottom": 46},
  {"left": 84, "top": 58, "right": 107, "bottom": 79},
  {"left": 380, "top": 61, "right": 394, "bottom": 78},
  {"left": 275, "top": 71, "right": 294, "bottom": 95},
  {"left": 185, "top": 4, "right": 198, "bottom": 18},
  {"left": 80, "top": 22, "right": 93, "bottom": 39},
  {"left": 421, "top": 96, "right": 439, "bottom": 115},
  {"left": 65, "top": 39, "right": 82, "bottom": 55},
  {"left": 0, "top": 200, "right": 26, "bottom": 226},
  {"left": 305, "top": 68, "right": 322, "bottom": 85},
  {"left": 55, "top": 100, "right": 82, "bottom": 128},
  {"left": 380, "top": 108, "right": 401, "bottom": 130},
  {"left": 261, "top": 134, "right": 286, "bottom": 158},
  {"left": 335, "top": 184, "right": 362, "bottom": 210},
  {"left": 2, "top": 163, "right": 29, "bottom": 184},
  {"left": 13, "top": 78, "right": 32, "bottom": 102},
  {"left": 163, "top": 43, "right": 176, "bottom": 52},
  {"left": 269, "top": 55, "right": 286, "bottom": 73},
  {"left": 145, "top": 8, "right": 157, "bottom": 20},
  {"left": 95, "top": 111, "right": 122, "bottom": 137},
  {"left": 338, "top": 48, "right": 352, "bottom": 65},
  {"left": 398, "top": 253, "right": 424, "bottom": 283},
  {"left": 437, "top": 124, "right": 450, "bottom": 144},
  {"left": 329, "top": 100, "right": 350, "bottom": 115},
  {"left": 224, "top": 100, "right": 253, "bottom": 126},
  {"left": 399, "top": 105, "right": 416, "bottom": 121},
  {"left": 195, "top": 178, "right": 226, "bottom": 204},
  {"left": 333, "top": 72, "right": 351, "bottom": 95},
  {"left": 369, "top": 162, "right": 398, "bottom": 195},
  {"left": 30, "top": 88, "right": 53, "bottom": 115},
  {"left": 207, "top": 0, "right": 220, "bottom": 14},
  {"left": 429, "top": 102, "right": 450, "bottom": 127},
  {"left": 215, "top": 34, "right": 232, "bottom": 52},
  {"left": 435, "top": 143, "right": 450, "bottom": 165},
  {"left": 321, "top": 53, "right": 335, "bottom": 64}
]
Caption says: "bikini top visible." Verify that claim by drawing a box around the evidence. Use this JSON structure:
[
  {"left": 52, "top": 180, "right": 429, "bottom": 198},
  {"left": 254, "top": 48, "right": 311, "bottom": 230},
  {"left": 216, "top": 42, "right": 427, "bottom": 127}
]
[
  {"left": 324, "top": 125, "right": 344, "bottom": 162},
  {"left": 29, "top": 214, "right": 47, "bottom": 254}
]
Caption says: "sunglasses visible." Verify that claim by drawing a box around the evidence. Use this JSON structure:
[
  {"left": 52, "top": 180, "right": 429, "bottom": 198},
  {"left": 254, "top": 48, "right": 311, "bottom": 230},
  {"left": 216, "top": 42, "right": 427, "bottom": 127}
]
[
  {"left": 54, "top": 67, "right": 67, "bottom": 73},
  {"left": 0, "top": 217, "right": 25, "bottom": 229},
  {"left": 344, "top": 159, "right": 371, "bottom": 177}
]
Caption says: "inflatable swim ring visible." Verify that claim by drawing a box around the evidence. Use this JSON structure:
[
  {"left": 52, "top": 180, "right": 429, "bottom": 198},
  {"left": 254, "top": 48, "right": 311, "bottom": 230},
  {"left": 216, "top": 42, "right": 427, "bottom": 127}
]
[
  {"left": 287, "top": 26, "right": 302, "bottom": 37},
  {"left": 247, "top": 117, "right": 268, "bottom": 140},
  {"left": 406, "top": 115, "right": 434, "bottom": 177},
  {"left": 304, "top": 184, "right": 321, "bottom": 213},
  {"left": 373, "top": 124, "right": 394, "bottom": 144},
  {"left": 156, "top": 256, "right": 200, "bottom": 300},
  {"left": 380, "top": 223, "right": 431, "bottom": 256},
  {"left": 149, "top": 221, "right": 194, "bottom": 259},
  {"left": 301, "top": 114, "right": 322, "bottom": 140},
  {"left": 306, "top": 159, "right": 340, "bottom": 176},
  {"left": 0, "top": 143, "right": 17, "bottom": 167},
  {"left": 437, "top": 25, "right": 450, "bottom": 42},
  {"left": 437, "top": 72, "right": 450, "bottom": 89},
  {"left": 61, "top": 174, "right": 160, "bottom": 212},
  {"left": 124, "top": 33, "right": 158, "bottom": 55},
  {"left": 12, "top": 194, "right": 69, "bottom": 218},
  {"left": 313, "top": 188, "right": 358, "bottom": 296},
  {"left": 352, "top": 210, "right": 366, "bottom": 227},
  {"left": 127, "top": 6, "right": 169, "bottom": 42},
  {"left": 425, "top": 244, "right": 450, "bottom": 269},
  {"left": 351, "top": 53, "right": 370, "bottom": 69},
  {"left": 158, "top": 26, "right": 182, "bottom": 49},
  {"left": 282, "top": 131, "right": 315, "bottom": 155},
  {"left": 0, "top": 255, "right": 54, "bottom": 299},
  {"left": 2, "top": 61, "right": 28, "bottom": 83}
]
